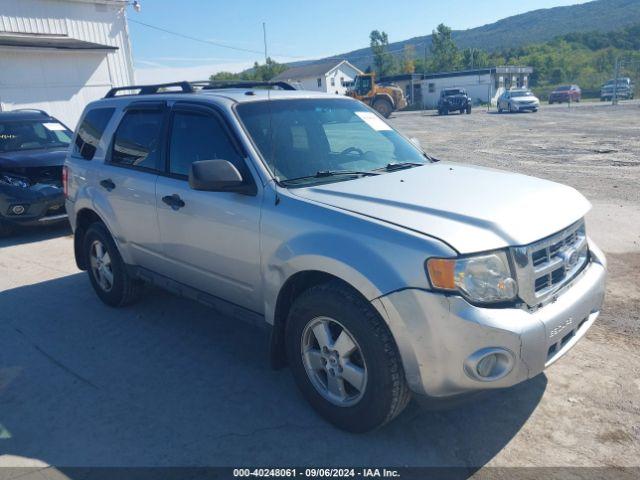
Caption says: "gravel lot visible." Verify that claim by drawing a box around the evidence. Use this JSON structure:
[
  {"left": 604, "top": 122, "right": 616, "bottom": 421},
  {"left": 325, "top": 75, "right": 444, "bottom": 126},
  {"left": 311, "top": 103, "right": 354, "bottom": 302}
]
[{"left": 0, "top": 100, "right": 638, "bottom": 476}]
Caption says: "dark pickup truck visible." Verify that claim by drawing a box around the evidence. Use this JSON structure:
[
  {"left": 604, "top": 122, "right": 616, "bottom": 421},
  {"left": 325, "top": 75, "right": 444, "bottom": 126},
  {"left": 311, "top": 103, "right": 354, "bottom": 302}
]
[
  {"left": 437, "top": 88, "right": 472, "bottom": 115},
  {"left": 0, "top": 110, "right": 72, "bottom": 236}
]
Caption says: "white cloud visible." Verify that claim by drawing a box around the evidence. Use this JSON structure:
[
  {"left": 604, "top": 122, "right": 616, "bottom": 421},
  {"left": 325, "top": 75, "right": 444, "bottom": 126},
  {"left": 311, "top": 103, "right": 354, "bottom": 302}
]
[{"left": 134, "top": 61, "right": 253, "bottom": 84}]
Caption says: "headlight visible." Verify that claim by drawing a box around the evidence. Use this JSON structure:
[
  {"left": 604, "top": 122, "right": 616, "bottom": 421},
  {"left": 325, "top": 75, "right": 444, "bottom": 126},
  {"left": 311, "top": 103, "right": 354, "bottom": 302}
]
[
  {"left": 426, "top": 251, "right": 518, "bottom": 304},
  {"left": 1, "top": 173, "right": 30, "bottom": 188}
]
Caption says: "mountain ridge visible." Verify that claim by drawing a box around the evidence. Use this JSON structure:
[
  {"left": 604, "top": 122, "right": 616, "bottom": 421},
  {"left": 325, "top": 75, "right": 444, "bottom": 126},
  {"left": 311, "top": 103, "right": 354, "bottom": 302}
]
[{"left": 288, "top": 0, "right": 640, "bottom": 71}]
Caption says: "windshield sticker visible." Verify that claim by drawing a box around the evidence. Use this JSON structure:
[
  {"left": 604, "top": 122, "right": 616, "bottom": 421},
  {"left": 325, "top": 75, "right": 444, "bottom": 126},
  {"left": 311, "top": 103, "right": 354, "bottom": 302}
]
[
  {"left": 355, "top": 112, "right": 392, "bottom": 131},
  {"left": 43, "top": 122, "right": 66, "bottom": 131}
]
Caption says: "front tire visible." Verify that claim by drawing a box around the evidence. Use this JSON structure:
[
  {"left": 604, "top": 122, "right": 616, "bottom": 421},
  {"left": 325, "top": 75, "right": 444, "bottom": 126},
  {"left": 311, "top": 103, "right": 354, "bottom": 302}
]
[
  {"left": 373, "top": 99, "right": 393, "bottom": 118},
  {"left": 466, "top": 105, "right": 472, "bottom": 114},
  {"left": 84, "top": 223, "right": 143, "bottom": 307},
  {"left": 286, "top": 281, "right": 410, "bottom": 432}
]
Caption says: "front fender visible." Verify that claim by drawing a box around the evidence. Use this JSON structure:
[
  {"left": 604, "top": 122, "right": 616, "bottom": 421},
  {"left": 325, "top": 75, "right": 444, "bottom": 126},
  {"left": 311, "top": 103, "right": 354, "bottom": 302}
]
[{"left": 263, "top": 232, "right": 402, "bottom": 324}]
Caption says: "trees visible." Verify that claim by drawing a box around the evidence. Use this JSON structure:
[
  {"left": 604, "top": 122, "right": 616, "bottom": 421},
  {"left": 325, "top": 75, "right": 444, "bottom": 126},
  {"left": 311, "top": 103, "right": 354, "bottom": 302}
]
[
  {"left": 370, "top": 30, "right": 395, "bottom": 76},
  {"left": 209, "top": 57, "right": 287, "bottom": 83},
  {"left": 402, "top": 44, "right": 416, "bottom": 74},
  {"left": 429, "top": 24, "right": 461, "bottom": 72}
]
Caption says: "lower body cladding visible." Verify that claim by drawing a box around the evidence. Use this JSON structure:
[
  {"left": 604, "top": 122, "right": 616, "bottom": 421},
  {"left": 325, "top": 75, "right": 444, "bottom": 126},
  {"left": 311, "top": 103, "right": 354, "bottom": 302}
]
[
  {"left": 0, "top": 185, "right": 67, "bottom": 228},
  {"left": 373, "top": 248, "right": 606, "bottom": 398}
]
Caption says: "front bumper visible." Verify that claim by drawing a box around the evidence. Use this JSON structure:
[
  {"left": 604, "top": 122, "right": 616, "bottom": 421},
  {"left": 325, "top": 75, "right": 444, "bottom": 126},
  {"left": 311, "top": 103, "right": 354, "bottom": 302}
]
[
  {"left": 513, "top": 103, "right": 539, "bottom": 111},
  {"left": 0, "top": 184, "right": 67, "bottom": 226},
  {"left": 373, "top": 241, "right": 606, "bottom": 398}
]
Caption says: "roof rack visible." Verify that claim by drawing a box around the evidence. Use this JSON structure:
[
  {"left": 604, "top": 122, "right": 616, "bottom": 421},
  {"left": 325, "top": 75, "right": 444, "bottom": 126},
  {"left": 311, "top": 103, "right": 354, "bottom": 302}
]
[
  {"left": 104, "top": 81, "right": 195, "bottom": 98},
  {"left": 10, "top": 108, "right": 50, "bottom": 116},
  {"left": 103, "top": 80, "right": 297, "bottom": 99},
  {"left": 195, "top": 80, "right": 297, "bottom": 91}
]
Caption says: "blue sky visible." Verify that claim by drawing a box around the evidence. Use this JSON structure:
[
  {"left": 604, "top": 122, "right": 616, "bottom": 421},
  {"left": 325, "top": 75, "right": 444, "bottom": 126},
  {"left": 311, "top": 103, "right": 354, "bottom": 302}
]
[{"left": 131, "top": 0, "right": 590, "bottom": 83}]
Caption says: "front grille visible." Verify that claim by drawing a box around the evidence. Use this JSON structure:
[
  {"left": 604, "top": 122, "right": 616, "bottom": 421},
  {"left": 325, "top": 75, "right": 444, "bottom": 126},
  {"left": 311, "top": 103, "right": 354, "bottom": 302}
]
[{"left": 512, "top": 220, "right": 589, "bottom": 306}]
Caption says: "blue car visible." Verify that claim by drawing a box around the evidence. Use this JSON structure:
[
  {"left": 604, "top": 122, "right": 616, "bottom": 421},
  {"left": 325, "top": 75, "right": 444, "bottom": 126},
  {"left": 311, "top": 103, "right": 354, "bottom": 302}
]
[{"left": 0, "top": 109, "right": 72, "bottom": 236}]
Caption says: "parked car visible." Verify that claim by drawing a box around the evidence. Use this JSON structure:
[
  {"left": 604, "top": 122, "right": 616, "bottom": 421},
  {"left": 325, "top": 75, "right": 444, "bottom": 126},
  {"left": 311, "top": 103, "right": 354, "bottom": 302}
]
[
  {"left": 497, "top": 88, "right": 540, "bottom": 113},
  {"left": 600, "top": 77, "right": 635, "bottom": 101},
  {"left": 65, "top": 81, "right": 606, "bottom": 433},
  {"left": 549, "top": 85, "right": 581, "bottom": 104},
  {"left": 437, "top": 88, "right": 472, "bottom": 115},
  {"left": 0, "top": 109, "right": 72, "bottom": 237}
]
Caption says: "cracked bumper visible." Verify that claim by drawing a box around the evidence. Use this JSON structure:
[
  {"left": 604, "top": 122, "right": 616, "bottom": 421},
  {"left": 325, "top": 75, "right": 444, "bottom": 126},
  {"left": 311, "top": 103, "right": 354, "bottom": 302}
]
[{"left": 373, "top": 244, "right": 606, "bottom": 398}]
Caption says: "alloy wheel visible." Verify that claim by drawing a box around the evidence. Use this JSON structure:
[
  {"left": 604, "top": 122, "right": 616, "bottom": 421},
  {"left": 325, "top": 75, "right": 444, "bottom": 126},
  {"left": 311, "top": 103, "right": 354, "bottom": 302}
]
[
  {"left": 301, "top": 316, "right": 368, "bottom": 407},
  {"left": 89, "top": 240, "right": 114, "bottom": 292}
]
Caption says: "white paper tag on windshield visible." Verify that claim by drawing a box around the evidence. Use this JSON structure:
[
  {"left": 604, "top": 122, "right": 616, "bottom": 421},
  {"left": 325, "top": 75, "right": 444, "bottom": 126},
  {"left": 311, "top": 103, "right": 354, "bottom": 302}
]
[
  {"left": 355, "top": 111, "right": 392, "bottom": 131},
  {"left": 43, "top": 122, "right": 66, "bottom": 131}
]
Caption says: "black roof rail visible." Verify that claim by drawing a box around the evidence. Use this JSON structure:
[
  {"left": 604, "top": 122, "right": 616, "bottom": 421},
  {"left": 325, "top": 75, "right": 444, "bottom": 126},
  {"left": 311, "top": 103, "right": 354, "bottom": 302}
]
[
  {"left": 104, "top": 81, "right": 195, "bottom": 98},
  {"left": 10, "top": 108, "right": 50, "bottom": 116},
  {"left": 195, "top": 80, "right": 297, "bottom": 91}
]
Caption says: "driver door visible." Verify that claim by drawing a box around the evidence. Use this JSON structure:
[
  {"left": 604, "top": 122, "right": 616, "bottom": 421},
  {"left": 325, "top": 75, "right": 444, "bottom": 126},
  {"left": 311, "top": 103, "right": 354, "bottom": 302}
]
[{"left": 154, "top": 103, "right": 263, "bottom": 312}]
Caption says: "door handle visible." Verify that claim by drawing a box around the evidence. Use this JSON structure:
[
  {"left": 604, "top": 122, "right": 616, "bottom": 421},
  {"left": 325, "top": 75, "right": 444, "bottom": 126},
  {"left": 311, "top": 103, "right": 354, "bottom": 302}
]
[
  {"left": 162, "top": 194, "right": 186, "bottom": 210},
  {"left": 99, "top": 178, "right": 116, "bottom": 191}
]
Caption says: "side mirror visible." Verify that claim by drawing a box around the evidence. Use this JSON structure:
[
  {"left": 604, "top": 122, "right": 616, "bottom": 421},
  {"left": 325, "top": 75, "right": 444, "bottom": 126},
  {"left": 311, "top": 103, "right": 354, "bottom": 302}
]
[{"left": 189, "top": 159, "right": 255, "bottom": 195}]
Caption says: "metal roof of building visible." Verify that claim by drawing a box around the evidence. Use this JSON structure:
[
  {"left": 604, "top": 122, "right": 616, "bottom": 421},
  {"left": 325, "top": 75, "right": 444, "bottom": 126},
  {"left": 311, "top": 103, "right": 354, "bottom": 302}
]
[
  {"left": 273, "top": 60, "right": 360, "bottom": 81},
  {"left": 0, "top": 32, "right": 118, "bottom": 51}
]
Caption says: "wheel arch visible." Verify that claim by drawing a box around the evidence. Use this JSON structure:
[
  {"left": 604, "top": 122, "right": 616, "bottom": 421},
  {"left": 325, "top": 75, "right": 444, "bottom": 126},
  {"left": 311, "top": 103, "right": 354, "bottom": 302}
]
[
  {"left": 73, "top": 208, "right": 107, "bottom": 270},
  {"left": 269, "top": 269, "right": 379, "bottom": 369},
  {"left": 373, "top": 93, "right": 395, "bottom": 109}
]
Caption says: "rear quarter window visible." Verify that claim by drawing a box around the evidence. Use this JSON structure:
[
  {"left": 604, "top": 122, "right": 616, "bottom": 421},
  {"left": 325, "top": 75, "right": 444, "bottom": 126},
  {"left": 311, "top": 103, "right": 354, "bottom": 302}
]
[{"left": 74, "top": 108, "right": 115, "bottom": 160}]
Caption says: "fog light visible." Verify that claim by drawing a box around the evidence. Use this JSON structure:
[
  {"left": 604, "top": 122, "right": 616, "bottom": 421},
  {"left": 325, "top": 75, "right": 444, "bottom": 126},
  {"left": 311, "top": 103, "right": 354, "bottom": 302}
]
[
  {"left": 10, "top": 205, "right": 26, "bottom": 215},
  {"left": 477, "top": 354, "right": 498, "bottom": 378},
  {"left": 464, "top": 347, "right": 515, "bottom": 382}
]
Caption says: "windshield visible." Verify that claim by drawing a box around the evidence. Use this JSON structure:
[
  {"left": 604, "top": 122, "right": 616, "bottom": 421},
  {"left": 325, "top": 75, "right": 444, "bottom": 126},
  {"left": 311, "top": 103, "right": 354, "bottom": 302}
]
[
  {"left": 444, "top": 89, "right": 464, "bottom": 96},
  {"left": 236, "top": 98, "right": 428, "bottom": 184},
  {"left": 511, "top": 89, "right": 533, "bottom": 97},
  {"left": 555, "top": 86, "right": 571, "bottom": 91},
  {"left": 0, "top": 120, "right": 72, "bottom": 152}
]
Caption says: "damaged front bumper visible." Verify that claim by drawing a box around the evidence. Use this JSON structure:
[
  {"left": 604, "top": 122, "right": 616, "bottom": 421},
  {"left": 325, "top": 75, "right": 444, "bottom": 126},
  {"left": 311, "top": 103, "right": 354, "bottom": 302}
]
[
  {"left": 0, "top": 183, "right": 67, "bottom": 226},
  {"left": 373, "top": 241, "right": 606, "bottom": 398}
]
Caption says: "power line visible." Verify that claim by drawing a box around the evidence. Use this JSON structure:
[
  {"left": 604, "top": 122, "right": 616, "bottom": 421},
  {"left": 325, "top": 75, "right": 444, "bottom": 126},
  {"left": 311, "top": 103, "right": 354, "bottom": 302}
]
[
  {"left": 128, "top": 18, "right": 305, "bottom": 59},
  {"left": 129, "top": 17, "right": 432, "bottom": 66}
]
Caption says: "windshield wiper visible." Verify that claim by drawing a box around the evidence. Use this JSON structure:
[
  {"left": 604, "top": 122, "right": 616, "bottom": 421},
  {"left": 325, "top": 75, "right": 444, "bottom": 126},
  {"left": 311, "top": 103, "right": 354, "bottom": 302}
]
[
  {"left": 280, "top": 169, "right": 380, "bottom": 185},
  {"left": 375, "top": 162, "right": 424, "bottom": 172}
]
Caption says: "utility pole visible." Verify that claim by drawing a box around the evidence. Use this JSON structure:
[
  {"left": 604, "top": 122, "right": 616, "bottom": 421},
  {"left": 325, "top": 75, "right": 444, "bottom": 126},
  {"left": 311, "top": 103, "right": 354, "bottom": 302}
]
[
  {"left": 262, "top": 22, "right": 268, "bottom": 63},
  {"left": 612, "top": 57, "right": 620, "bottom": 106}
]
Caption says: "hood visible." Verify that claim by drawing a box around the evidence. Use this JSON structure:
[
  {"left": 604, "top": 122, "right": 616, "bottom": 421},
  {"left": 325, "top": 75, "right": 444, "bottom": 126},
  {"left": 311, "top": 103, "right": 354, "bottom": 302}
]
[
  {"left": 0, "top": 148, "right": 68, "bottom": 170},
  {"left": 512, "top": 95, "right": 539, "bottom": 102},
  {"left": 290, "top": 163, "right": 591, "bottom": 254}
]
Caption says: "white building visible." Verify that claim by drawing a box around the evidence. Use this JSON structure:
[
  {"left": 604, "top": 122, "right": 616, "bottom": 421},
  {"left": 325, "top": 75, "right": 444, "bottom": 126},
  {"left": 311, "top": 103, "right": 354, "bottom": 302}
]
[
  {"left": 0, "top": 0, "right": 134, "bottom": 127},
  {"left": 419, "top": 66, "right": 533, "bottom": 108},
  {"left": 273, "top": 60, "right": 362, "bottom": 95}
]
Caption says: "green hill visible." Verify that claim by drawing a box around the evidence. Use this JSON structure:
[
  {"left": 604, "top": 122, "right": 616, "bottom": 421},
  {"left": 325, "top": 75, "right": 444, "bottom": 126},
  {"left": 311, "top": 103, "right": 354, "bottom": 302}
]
[{"left": 307, "top": 0, "right": 640, "bottom": 70}]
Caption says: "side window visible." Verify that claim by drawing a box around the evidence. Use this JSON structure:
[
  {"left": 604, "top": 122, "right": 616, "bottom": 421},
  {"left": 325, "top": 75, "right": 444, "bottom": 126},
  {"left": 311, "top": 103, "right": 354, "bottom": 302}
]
[
  {"left": 110, "top": 109, "right": 164, "bottom": 170},
  {"left": 74, "top": 108, "right": 115, "bottom": 160},
  {"left": 168, "top": 111, "right": 244, "bottom": 177}
]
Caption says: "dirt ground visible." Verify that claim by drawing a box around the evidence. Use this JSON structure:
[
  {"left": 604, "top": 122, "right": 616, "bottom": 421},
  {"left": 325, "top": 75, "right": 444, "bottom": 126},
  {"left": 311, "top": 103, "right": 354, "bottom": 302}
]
[{"left": 0, "top": 100, "right": 638, "bottom": 476}]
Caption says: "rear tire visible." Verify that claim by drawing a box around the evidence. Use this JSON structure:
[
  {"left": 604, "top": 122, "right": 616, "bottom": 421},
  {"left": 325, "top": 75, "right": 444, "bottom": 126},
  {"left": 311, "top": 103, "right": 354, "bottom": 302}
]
[
  {"left": 373, "top": 99, "right": 393, "bottom": 118},
  {"left": 84, "top": 223, "right": 143, "bottom": 307},
  {"left": 286, "top": 281, "right": 411, "bottom": 433}
]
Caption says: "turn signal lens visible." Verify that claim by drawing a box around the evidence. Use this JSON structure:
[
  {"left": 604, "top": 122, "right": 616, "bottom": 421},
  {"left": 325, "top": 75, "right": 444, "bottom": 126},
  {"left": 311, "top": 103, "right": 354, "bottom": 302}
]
[
  {"left": 62, "top": 165, "right": 69, "bottom": 198},
  {"left": 426, "top": 258, "right": 456, "bottom": 290},
  {"left": 426, "top": 251, "right": 518, "bottom": 304}
]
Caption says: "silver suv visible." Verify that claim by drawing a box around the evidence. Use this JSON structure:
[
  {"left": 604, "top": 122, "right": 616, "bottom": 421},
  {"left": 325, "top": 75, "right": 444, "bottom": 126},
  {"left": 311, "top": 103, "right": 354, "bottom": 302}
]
[{"left": 65, "top": 81, "right": 606, "bottom": 432}]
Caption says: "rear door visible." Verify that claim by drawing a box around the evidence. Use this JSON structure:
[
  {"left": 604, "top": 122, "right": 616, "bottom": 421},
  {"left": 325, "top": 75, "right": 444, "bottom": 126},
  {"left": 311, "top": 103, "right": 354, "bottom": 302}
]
[
  {"left": 96, "top": 101, "right": 166, "bottom": 269},
  {"left": 154, "top": 103, "right": 263, "bottom": 312}
]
